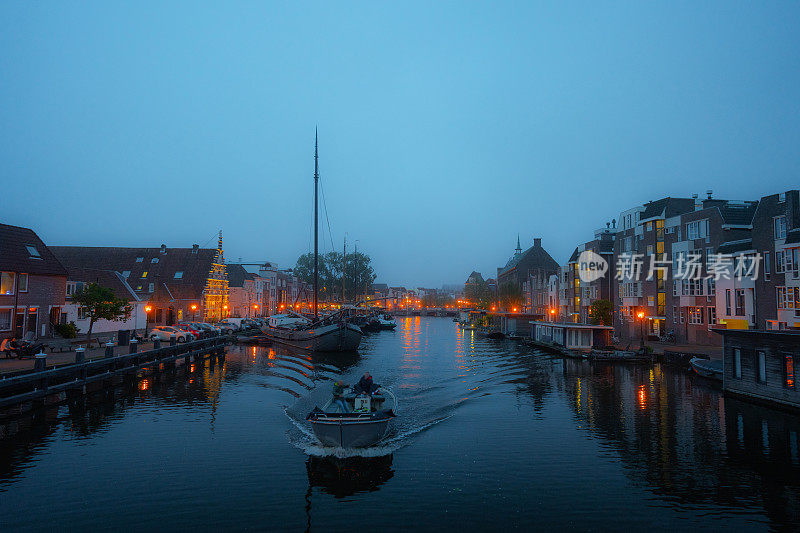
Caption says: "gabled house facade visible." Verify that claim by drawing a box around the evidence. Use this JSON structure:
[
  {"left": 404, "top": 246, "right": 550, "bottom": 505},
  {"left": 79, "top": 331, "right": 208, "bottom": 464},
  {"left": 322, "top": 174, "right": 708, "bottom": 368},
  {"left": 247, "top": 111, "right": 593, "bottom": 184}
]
[{"left": 0, "top": 223, "right": 68, "bottom": 340}]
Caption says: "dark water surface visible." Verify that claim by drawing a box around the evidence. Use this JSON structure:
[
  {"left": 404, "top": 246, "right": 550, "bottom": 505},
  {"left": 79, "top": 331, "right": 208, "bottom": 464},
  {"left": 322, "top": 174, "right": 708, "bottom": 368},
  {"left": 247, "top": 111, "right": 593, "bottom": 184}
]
[{"left": 1, "top": 317, "right": 799, "bottom": 531}]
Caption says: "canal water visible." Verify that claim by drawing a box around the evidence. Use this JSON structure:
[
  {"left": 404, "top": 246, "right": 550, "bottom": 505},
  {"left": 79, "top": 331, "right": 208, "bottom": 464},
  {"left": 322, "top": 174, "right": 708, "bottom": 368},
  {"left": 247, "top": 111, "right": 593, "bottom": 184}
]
[{"left": 1, "top": 317, "right": 799, "bottom": 531}]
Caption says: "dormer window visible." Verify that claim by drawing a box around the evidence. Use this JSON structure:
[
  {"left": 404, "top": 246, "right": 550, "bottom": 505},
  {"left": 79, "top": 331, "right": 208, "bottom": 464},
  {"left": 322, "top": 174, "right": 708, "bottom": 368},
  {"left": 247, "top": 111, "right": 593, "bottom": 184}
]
[
  {"left": 174, "top": 271, "right": 184, "bottom": 279},
  {"left": 151, "top": 258, "right": 159, "bottom": 263},
  {"left": 26, "top": 245, "right": 41, "bottom": 259},
  {"left": 122, "top": 271, "right": 131, "bottom": 278},
  {"left": 141, "top": 271, "right": 148, "bottom": 278},
  {"left": 135, "top": 257, "right": 143, "bottom": 263}
]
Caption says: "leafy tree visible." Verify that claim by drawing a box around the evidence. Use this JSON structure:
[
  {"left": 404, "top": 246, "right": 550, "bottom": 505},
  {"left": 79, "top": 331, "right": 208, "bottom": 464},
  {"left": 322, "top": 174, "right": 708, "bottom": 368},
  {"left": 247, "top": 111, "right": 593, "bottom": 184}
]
[
  {"left": 71, "top": 283, "right": 132, "bottom": 342},
  {"left": 464, "top": 279, "right": 492, "bottom": 309},
  {"left": 294, "top": 251, "right": 376, "bottom": 303},
  {"left": 498, "top": 282, "right": 523, "bottom": 311},
  {"left": 589, "top": 299, "right": 613, "bottom": 326}
]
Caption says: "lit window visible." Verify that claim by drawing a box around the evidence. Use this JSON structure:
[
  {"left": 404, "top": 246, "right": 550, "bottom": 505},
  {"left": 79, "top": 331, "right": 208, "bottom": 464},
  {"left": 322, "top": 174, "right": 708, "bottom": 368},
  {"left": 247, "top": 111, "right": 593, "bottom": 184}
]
[
  {"left": 0, "top": 272, "right": 15, "bottom": 295},
  {"left": 136, "top": 257, "right": 144, "bottom": 263},
  {"left": 26, "top": 245, "right": 41, "bottom": 258},
  {"left": 141, "top": 271, "right": 148, "bottom": 278},
  {"left": 174, "top": 271, "right": 184, "bottom": 279},
  {"left": 136, "top": 285, "right": 142, "bottom": 291},
  {"left": 785, "top": 354, "right": 795, "bottom": 389}
]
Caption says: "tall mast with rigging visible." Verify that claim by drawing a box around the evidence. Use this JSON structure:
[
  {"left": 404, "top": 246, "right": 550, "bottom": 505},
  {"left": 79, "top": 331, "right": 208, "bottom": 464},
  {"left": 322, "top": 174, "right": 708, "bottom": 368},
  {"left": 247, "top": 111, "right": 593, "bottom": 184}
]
[{"left": 313, "top": 129, "right": 319, "bottom": 320}]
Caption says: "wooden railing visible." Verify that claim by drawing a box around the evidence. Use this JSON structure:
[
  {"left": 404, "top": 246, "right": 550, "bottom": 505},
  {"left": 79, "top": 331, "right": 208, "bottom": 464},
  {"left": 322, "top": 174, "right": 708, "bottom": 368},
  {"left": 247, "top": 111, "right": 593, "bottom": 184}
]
[{"left": 0, "top": 335, "right": 230, "bottom": 410}]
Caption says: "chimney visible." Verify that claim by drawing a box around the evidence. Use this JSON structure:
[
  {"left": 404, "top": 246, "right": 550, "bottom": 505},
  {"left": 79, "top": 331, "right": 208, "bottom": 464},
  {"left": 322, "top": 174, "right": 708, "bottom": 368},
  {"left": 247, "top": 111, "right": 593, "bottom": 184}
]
[
  {"left": 706, "top": 189, "right": 713, "bottom": 200},
  {"left": 191, "top": 244, "right": 199, "bottom": 254},
  {"left": 160, "top": 244, "right": 167, "bottom": 254},
  {"left": 692, "top": 193, "right": 702, "bottom": 211},
  {"left": 612, "top": 218, "right": 616, "bottom": 228},
  {"left": 534, "top": 238, "right": 542, "bottom": 248}
]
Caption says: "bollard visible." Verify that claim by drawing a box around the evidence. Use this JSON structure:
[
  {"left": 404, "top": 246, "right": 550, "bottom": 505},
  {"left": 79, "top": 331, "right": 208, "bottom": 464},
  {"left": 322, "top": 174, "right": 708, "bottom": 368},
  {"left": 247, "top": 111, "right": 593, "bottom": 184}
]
[
  {"left": 104, "top": 342, "right": 115, "bottom": 358},
  {"left": 153, "top": 338, "right": 161, "bottom": 350},
  {"left": 75, "top": 346, "right": 86, "bottom": 364},
  {"left": 34, "top": 352, "right": 47, "bottom": 371},
  {"left": 129, "top": 339, "right": 139, "bottom": 354},
  {"left": 169, "top": 335, "right": 177, "bottom": 347}
]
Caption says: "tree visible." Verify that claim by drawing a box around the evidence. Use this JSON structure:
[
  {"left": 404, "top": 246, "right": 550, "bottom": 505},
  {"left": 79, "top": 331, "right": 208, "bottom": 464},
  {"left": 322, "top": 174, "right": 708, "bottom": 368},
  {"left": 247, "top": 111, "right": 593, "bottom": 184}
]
[
  {"left": 71, "top": 283, "right": 132, "bottom": 342},
  {"left": 464, "top": 280, "right": 492, "bottom": 309},
  {"left": 589, "top": 299, "right": 613, "bottom": 326},
  {"left": 294, "top": 250, "right": 377, "bottom": 303},
  {"left": 498, "top": 282, "right": 523, "bottom": 311}
]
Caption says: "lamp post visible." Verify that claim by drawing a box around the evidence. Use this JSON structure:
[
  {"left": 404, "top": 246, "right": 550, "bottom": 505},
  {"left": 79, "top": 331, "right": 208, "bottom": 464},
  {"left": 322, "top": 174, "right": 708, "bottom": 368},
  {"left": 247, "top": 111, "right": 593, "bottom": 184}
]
[
  {"left": 144, "top": 305, "right": 152, "bottom": 339},
  {"left": 190, "top": 304, "right": 197, "bottom": 322},
  {"left": 637, "top": 310, "right": 646, "bottom": 349},
  {"left": 549, "top": 308, "right": 556, "bottom": 323}
]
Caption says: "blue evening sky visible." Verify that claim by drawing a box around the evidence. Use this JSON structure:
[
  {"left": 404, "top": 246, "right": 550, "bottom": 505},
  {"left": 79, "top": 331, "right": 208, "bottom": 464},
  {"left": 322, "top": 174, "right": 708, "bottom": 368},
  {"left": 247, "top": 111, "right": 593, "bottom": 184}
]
[{"left": 1, "top": 2, "right": 798, "bottom": 287}]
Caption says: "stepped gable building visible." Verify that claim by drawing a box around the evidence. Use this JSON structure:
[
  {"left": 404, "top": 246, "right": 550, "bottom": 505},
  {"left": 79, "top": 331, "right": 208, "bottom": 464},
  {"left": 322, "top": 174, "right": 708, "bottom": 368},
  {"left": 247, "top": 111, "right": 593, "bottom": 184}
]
[
  {"left": 51, "top": 233, "right": 229, "bottom": 327},
  {"left": 0, "top": 223, "right": 68, "bottom": 340}
]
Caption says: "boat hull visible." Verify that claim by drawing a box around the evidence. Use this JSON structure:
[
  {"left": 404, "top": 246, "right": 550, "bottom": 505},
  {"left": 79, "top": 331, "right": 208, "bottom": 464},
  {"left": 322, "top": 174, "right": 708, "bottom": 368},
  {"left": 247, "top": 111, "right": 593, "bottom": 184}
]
[
  {"left": 260, "top": 322, "right": 362, "bottom": 352},
  {"left": 309, "top": 415, "right": 392, "bottom": 448}
]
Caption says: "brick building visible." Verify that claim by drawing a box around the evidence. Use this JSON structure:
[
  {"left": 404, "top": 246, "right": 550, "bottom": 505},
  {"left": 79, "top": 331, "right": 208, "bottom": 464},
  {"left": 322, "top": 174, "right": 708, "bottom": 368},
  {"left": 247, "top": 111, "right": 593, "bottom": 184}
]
[
  {"left": 0, "top": 223, "right": 68, "bottom": 341},
  {"left": 498, "top": 236, "right": 559, "bottom": 313}
]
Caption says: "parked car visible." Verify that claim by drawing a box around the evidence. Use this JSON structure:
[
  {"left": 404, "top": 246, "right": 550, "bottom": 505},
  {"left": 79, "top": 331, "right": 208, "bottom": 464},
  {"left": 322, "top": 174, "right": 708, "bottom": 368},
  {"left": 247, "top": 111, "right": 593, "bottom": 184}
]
[
  {"left": 149, "top": 326, "right": 192, "bottom": 343},
  {"left": 175, "top": 323, "right": 201, "bottom": 339},
  {"left": 215, "top": 321, "right": 237, "bottom": 335},
  {"left": 197, "top": 322, "right": 221, "bottom": 335}
]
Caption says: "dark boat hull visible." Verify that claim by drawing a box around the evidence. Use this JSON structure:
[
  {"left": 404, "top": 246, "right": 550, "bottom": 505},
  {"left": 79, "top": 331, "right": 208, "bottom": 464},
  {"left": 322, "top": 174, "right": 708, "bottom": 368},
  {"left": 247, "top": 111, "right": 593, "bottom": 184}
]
[
  {"left": 308, "top": 412, "right": 393, "bottom": 448},
  {"left": 260, "top": 322, "right": 362, "bottom": 352}
]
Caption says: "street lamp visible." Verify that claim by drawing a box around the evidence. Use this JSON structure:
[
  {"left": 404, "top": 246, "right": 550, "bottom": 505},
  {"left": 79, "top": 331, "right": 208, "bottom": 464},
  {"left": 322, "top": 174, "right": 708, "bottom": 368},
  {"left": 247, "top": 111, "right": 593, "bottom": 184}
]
[
  {"left": 144, "top": 305, "right": 152, "bottom": 339},
  {"left": 549, "top": 308, "right": 556, "bottom": 322},
  {"left": 637, "top": 310, "right": 646, "bottom": 349},
  {"left": 190, "top": 304, "right": 197, "bottom": 322}
]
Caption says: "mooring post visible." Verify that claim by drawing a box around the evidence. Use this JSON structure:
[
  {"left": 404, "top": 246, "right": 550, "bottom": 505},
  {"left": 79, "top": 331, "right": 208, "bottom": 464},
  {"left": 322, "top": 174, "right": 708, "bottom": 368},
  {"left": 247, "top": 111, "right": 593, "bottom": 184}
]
[
  {"left": 75, "top": 346, "right": 86, "bottom": 364},
  {"left": 153, "top": 338, "right": 161, "bottom": 350},
  {"left": 34, "top": 352, "right": 47, "bottom": 371},
  {"left": 104, "top": 342, "right": 114, "bottom": 358},
  {"left": 129, "top": 339, "right": 138, "bottom": 354},
  {"left": 169, "top": 335, "right": 177, "bottom": 347}
]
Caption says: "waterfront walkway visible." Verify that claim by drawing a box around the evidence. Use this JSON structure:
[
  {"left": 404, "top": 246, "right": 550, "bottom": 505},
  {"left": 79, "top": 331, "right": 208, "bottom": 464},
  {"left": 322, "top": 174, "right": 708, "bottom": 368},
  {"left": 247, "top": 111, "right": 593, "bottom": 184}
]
[{"left": 0, "top": 341, "right": 161, "bottom": 376}]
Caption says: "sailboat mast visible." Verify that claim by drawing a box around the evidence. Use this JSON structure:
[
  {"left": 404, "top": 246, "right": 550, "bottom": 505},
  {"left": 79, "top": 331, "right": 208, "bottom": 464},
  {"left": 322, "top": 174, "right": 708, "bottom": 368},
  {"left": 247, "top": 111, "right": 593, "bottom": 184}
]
[{"left": 313, "top": 129, "right": 319, "bottom": 320}]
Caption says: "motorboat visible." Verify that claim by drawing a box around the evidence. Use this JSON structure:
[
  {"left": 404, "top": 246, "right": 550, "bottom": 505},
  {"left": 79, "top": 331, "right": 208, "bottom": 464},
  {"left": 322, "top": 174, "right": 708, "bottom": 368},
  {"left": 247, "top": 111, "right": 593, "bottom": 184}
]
[
  {"left": 690, "top": 357, "right": 723, "bottom": 382},
  {"left": 306, "top": 388, "right": 397, "bottom": 448},
  {"left": 376, "top": 313, "right": 396, "bottom": 330}
]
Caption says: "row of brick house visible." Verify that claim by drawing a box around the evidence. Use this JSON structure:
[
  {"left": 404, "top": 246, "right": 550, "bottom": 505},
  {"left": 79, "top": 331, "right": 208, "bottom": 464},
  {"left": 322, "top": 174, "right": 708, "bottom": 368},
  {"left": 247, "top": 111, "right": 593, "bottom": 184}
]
[
  {"left": 481, "top": 189, "right": 800, "bottom": 350},
  {"left": 0, "top": 223, "right": 313, "bottom": 342}
]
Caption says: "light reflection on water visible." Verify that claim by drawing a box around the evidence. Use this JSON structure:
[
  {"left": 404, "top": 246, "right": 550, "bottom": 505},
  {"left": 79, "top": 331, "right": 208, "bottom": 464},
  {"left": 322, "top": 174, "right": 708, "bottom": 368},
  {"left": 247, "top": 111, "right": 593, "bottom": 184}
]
[{"left": 0, "top": 317, "right": 799, "bottom": 531}]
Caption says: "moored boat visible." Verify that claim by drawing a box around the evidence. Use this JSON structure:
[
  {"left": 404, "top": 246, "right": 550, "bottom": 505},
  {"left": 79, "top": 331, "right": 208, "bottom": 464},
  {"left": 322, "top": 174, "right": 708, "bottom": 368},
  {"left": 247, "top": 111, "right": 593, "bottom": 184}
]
[{"left": 690, "top": 357, "right": 723, "bottom": 381}]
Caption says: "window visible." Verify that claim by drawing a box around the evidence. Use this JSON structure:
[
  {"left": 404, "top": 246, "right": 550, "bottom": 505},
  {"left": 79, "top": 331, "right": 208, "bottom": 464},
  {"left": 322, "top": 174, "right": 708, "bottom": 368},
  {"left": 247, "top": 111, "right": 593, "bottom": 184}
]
[
  {"left": 725, "top": 289, "right": 731, "bottom": 315},
  {"left": 673, "top": 280, "right": 679, "bottom": 296},
  {"left": 707, "top": 278, "right": 716, "bottom": 297},
  {"left": 646, "top": 221, "right": 652, "bottom": 231},
  {"left": 0, "top": 272, "right": 15, "bottom": 295},
  {"left": 174, "top": 271, "right": 184, "bottom": 279},
  {"left": 77, "top": 307, "right": 88, "bottom": 320},
  {"left": 757, "top": 351, "right": 767, "bottom": 384},
  {"left": 776, "top": 251, "right": 785, "bottom": 273},
  {"left": 141, "top": 271, "right": 148, "bottom": 278},
  {"left": 135, "top": 257, "right": 144, "bottom": 263},
  {"left": 707, "top": 307, "right": 716, "bottom": 325},
  {"left": 734, "top": 348, "right": 742, "bottom": 379},
  {"left": 151, "top": 258, "right": 159, "bottom": 263},
  {"left": 688, "top": 307, "right": 704, "bottom": 324},
  {"left": 122, "top": 271, "right": 131, "bottom": 279},
  {"left": 686, "top": 220, "right": 708, "bottom": 240},
  {"left": 0, "top": 309, "right": 11, "bottom": 331},
  {"left": 735, "top": 289, "right": 745, "bottom": 316},
  {"left": 785, "top": 354, "right": 795, "bottom": 389},
  {"left": 25, "top": 245, "right": 41, "bottom": 258},
  {"left": 18, "top": 273, "right": 28, "bottom": 292},
  {"left": 646, "top": 245, "right": 653, "bottom": 256},
  {"left": 672, "top": 305, "right": 677, "bottom": 320},
  {"left": 136, "top": 285, "right": 142, "bottom": 291},
  {"left": 764, "top": 252, "right": 771, "bottom": 281},
  {"left": 148, "top": 283, "right": 155, "bottom": 293},
  {"left": 679, "top": 308, "right": 685, "bottom": 324},
  {"left": 774, "top": 216, "right": 787, "bottom": 240}
]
